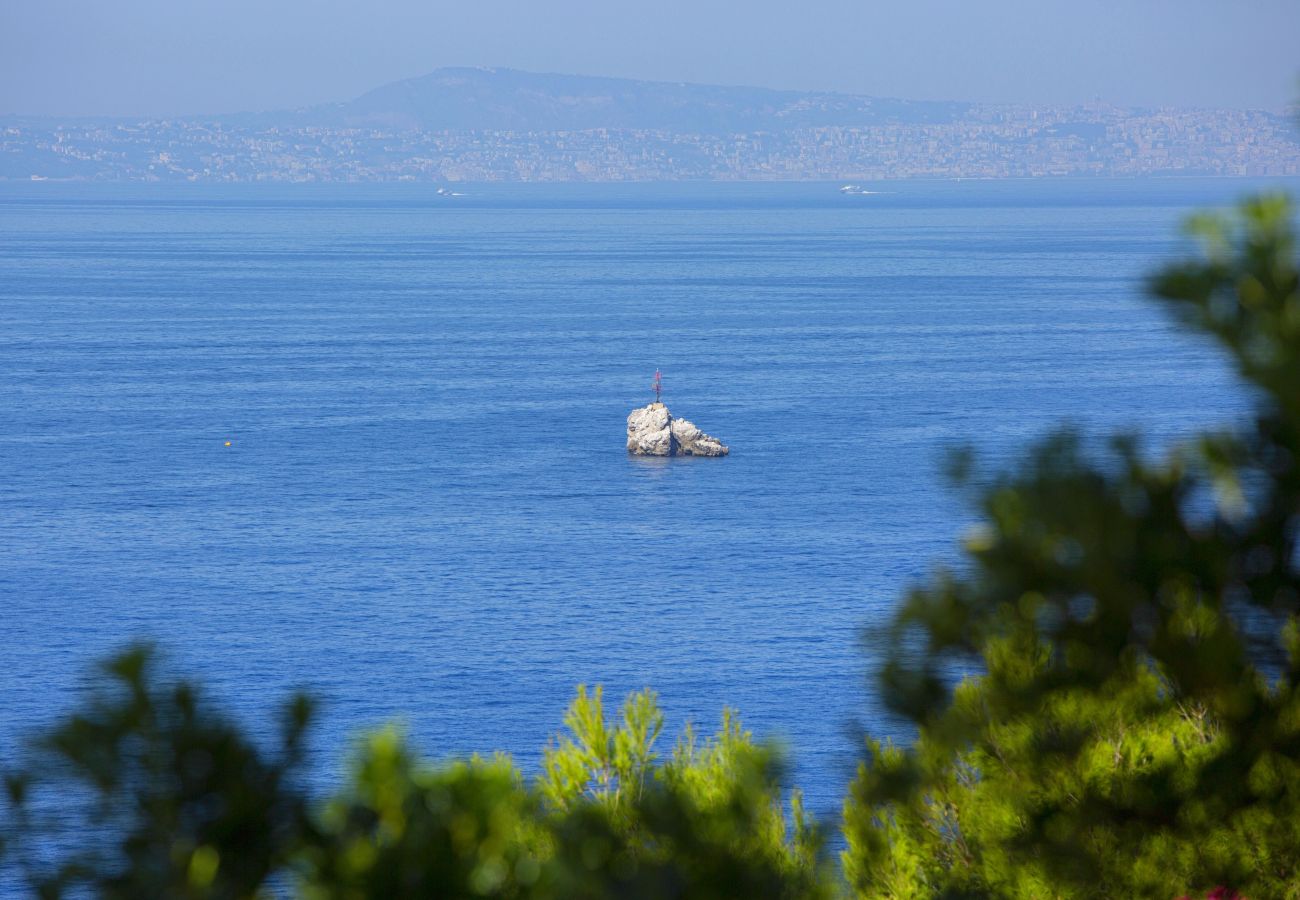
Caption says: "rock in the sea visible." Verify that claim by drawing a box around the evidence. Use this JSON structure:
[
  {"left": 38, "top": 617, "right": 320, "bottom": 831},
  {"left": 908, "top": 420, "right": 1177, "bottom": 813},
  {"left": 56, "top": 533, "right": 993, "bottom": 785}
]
[
  {"left": 626, "top": 403, "right": 674, "bottom": 456},
  {"left": 626, "top": 403, "right": 729, "bottom": 457}
]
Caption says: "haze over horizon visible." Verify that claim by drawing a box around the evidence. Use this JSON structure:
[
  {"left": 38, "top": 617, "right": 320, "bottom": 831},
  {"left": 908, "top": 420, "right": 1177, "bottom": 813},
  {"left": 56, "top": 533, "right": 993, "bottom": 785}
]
[{"left": 3, "top": 0, "right": 1298, "bottom": 118}]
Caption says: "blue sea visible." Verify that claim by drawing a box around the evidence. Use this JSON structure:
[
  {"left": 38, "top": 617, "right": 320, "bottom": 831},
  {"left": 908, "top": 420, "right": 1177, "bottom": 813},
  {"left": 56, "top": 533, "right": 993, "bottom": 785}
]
[{"left": 1, "top": 178, "right": 1293, "bottom": 824}]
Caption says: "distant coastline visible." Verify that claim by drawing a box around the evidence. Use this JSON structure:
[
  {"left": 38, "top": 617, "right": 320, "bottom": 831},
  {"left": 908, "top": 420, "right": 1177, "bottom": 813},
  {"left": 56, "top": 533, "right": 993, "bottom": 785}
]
[{"left": 4, "top": 67, "right": 1297, "bottom": 183}]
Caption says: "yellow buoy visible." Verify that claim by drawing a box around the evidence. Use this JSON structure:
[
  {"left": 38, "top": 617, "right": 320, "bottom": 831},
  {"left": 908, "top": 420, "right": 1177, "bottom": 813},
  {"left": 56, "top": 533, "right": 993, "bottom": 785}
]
[{"left": 224, "top": 441, "right": 232, "bottom": 447}]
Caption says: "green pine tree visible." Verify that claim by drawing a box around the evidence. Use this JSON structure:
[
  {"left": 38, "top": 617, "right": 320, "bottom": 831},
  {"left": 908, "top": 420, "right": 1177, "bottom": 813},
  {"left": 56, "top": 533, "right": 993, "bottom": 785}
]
[{"left": 843, "top": 195, "right": 1300, "bottom": 899}]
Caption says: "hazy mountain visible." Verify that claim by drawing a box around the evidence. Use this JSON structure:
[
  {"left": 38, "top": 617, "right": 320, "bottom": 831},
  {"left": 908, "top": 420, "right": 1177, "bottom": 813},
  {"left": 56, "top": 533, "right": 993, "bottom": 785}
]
[
  {"left": 230, "top": 67, "right": 971, "bottom": 132},
  {"left": 6, "top": 68, "right": 1297, "bottom": 182}
]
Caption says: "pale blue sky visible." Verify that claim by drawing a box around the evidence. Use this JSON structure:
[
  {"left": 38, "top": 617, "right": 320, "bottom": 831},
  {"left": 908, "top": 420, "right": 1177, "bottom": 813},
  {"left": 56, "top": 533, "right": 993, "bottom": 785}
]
[{"left": 3, "top": 0, "right": 1297, "bottom": 117}]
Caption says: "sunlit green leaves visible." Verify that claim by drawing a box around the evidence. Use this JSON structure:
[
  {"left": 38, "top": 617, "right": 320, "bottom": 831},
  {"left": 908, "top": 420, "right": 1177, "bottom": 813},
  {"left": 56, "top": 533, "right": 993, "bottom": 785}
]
[
  {"left": 845, "top": 196, "right": 1300, "bottom": 898},
  {"left": 1, "top": 666, "right": 826, "bottom": 898}
]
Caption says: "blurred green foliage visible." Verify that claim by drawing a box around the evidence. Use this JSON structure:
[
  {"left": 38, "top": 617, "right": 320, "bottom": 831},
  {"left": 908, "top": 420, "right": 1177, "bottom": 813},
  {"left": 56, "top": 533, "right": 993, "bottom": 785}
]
[
  {"left": 1, "top": 646, "right": 311, "bottom": 899},
  {"left": 843, "top": 195, "right": 1300, "bottom": 898},
  {"left": 0, "top": 656, "right": 824, "bottom": 898},
  {"left": 2, "top": 195, "right": 1298, "bottom": 898}
]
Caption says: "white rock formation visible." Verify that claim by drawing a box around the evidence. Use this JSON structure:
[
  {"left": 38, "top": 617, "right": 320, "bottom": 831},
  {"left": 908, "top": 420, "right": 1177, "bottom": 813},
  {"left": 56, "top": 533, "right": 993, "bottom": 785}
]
[{"left": 626, "top": 403, "right": 729, "bottom": 457}]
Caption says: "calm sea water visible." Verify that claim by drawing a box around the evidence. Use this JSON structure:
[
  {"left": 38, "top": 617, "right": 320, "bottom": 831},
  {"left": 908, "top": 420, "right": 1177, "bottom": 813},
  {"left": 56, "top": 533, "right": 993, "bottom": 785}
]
[{"left": 1, "top": 178, "right": 1293, "bottom": 823}]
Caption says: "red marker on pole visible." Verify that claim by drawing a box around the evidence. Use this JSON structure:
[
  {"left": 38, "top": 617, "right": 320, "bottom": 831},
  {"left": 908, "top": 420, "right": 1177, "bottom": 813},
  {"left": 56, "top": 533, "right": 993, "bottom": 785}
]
[{"left": 652, "top": 369, "right": 663, "bottom": 404}]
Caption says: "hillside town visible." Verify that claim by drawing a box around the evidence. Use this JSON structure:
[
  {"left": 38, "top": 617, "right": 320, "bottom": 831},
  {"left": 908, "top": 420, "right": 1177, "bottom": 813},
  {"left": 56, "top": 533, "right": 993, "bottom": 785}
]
[{"left": 5, "top": 102, "right": 1298, "bottom": 182}]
